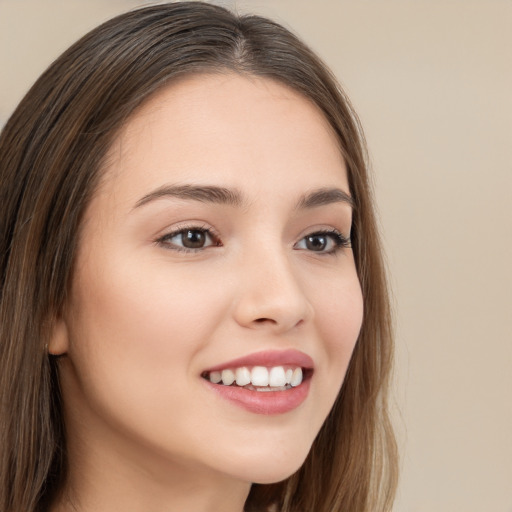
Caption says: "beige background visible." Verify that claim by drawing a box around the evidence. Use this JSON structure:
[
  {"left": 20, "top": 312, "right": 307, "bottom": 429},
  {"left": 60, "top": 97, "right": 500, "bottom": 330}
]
[{"left": 1, "top": 1, "right": 510, "bottom": 510}]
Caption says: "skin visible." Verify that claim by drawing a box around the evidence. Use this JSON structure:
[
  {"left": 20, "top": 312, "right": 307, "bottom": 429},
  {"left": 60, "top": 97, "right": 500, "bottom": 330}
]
[{"left": 50, "top": 73, "right": 364, "bottom": 512}]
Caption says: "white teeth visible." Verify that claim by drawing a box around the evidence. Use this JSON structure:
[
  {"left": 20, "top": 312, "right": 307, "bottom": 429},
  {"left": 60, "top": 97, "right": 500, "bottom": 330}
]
[
  {"left": 208, "top": 365, "right": 305, "bottom": 388},
  {"left": 269, "top": 366, "right": 287, "bottom": 387},
  {"left": 221, "top": 369, "right": 235, "bottom": 386},
  {"left": 209, "top": 371, "right": 222, "bottom": 384},
  {"left": 251, "top": 366, "right": 269, "bottom": 386},
  {"left": 235, "top": 367, "right": 251, "bottom": 386},
  {"left": 290, "top": 368, "right": 303, "bottom": 387}
]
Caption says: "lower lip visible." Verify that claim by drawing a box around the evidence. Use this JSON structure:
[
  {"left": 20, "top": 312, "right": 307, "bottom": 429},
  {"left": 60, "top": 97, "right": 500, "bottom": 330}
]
[{"left": 203, "top": 378, "right": 311, "bottom": 415}]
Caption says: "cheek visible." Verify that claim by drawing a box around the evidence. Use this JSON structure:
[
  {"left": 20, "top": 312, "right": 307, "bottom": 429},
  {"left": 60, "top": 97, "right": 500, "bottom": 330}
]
[
  {"left": 72, "top": 252, "right": 224, "bottom": 348},
  {"left": 291, "top": 265, "right": 363, "bottom": 440},
  {"left": 315, "top": 267, "right": 364, "bottom": 360},
  {"left": 312, "top": 270, "right": 364, "bottom": 408},
  {"left": 62, "top": 257, "right": 233, "bottom": 458},
  {"left": 65, "top": 254, "right": 227, "bottom": 408}
]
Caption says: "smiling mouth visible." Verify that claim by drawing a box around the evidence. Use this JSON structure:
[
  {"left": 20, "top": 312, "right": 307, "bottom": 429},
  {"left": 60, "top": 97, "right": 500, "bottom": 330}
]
[{"left": 201, "top": 365, "right": 312, "bottom": 391}]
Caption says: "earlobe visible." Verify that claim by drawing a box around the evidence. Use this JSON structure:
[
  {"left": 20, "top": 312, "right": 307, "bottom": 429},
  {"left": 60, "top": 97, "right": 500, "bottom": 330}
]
[{"left": 48, "top": 318, "right": 70, "bottom": 356}]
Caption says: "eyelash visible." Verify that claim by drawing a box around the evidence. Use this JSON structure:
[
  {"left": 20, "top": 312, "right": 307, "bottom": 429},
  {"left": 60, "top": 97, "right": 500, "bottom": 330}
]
[
  {"left": 156, "top": 224, "right": 222, "bottom": 253},
  {"left": 295, "top": 229, "right": 352, "bottom": 254},
  {"left": 156, "top": 226, "right": 351, "bottom": 255}
]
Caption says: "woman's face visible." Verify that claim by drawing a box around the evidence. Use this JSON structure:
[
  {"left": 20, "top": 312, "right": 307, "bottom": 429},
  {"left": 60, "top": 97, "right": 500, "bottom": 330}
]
[{"left": 54, "top": 73, "right": 363, "bottom": 487}]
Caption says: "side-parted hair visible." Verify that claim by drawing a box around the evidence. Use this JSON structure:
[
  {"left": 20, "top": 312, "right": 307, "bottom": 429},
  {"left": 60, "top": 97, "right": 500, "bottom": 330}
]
[{"left": 0, "top": 2, "right": 398, "bottom": 511}]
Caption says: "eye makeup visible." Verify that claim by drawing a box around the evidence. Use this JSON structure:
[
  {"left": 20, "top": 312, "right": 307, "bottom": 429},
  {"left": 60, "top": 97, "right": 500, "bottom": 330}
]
[{"left": 155, "top": 223, "right": 351, "bottom": 256}]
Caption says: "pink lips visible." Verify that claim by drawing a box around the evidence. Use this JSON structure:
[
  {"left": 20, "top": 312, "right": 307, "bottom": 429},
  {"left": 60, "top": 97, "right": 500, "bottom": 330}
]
[{"left": 202, "top": 349, "right": 314, "bottom": 415}]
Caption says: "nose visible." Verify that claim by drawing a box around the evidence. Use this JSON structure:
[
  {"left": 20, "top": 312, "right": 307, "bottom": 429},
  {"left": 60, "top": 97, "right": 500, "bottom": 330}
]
[{"left": 232, "top": 248, "right": 313, "bottom": 333}]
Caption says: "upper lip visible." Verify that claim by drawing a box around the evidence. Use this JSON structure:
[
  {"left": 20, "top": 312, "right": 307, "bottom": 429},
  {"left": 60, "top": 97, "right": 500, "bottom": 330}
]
[{"left": 204, "top": 349, "right": 314, "bottom": 372}]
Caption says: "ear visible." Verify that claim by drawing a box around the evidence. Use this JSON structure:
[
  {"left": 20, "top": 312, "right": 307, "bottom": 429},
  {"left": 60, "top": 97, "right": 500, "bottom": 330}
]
[{"left": 48, "top": 317, "right": 70, "bottom": 356}]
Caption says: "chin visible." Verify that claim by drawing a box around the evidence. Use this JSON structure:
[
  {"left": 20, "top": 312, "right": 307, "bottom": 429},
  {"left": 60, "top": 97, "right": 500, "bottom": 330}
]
[
  {"left": 251, "top": 470, "right": 301, "bottom": 485},
  {"left": 224, "top": 445, "right": 311, "bottom": 485},
  {"left": 249, "top": 460, "right": 307, "bottom": 485}
]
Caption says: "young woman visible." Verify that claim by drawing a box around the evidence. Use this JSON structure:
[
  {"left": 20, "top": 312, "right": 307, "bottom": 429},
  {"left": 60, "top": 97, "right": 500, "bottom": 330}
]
[{"left": 0, "top": 2, "right": 397, "bottom": 511}]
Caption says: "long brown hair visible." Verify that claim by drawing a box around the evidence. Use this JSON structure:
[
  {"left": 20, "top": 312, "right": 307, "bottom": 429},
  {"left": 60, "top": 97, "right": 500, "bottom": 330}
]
[{"left": 0, "top": 2, "right": 397, "bottom": 511}]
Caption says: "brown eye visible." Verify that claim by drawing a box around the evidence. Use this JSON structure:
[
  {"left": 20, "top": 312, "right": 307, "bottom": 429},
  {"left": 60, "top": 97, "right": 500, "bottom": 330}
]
[
  {"left": 294, "top": 230, "right": 351, "bottom": 254},
  {"left": 304, "top": 234, "right": 328, "bottom": 251},
  {"left": 182, "top": 229, "right": 207, "bottom": 248},
  {"left": 158, "top": 227, "right": 219, "bottom": 252}
]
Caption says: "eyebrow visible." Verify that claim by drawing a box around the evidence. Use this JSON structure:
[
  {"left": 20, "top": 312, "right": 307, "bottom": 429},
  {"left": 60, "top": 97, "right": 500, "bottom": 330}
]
[
  {"left": 133, "top": 184, "right": 354, "bottom": 210},
  {"left": 134, "top": 184, "right": 244, "bottom": 209},
  {"left": 295, "top": 187, "right": 355, "bottom": 210}
]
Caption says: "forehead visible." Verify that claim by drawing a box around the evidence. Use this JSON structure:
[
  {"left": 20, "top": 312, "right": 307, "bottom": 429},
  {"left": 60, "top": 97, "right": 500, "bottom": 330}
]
[{"left": 101, "top": 73, "right": 348, "bottom": 205}]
